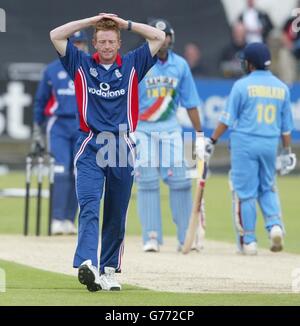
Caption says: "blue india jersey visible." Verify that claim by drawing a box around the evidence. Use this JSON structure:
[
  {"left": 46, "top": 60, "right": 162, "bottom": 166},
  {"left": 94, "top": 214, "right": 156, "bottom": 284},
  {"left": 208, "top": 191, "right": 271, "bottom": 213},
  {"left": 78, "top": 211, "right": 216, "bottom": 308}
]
[
  {"left": 220, "top": 70, "right": 293, "bottom": 137},
  {"left": 137, "top": 50, "right": 200, "bottom": 132}
]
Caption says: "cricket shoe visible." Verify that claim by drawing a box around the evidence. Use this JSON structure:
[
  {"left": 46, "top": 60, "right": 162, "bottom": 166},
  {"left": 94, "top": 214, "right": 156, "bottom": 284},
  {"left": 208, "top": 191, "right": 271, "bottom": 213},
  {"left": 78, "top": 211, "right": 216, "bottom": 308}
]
[
  {"left": 143, "top": 239, "right": 159, "bottom": 252},
  {"left": 177, "top": 229, "right": 205, "bottom": 253},
  {"left": 177, "top": 242, "right": 200, "bottom": 253},
  {"left": 192, "top": 227, "right": 205, "bottom": 251},
  {"left": 270, "top": 225, "right": 284, "bottom": 252},
  {"left": 242, "top": 242, "right": 258, "bottom": 256},
  {"left": 63, "top": 220, "right": 77, "bottom": 235},
  {"left": 78, "top": 260, "right": 101, "bottom": 292},
  {"left": 51, "top": 219, "right": 65, "bottom": 235},
  {"left": 99, "top": 267, "right": 121, "bottom": 291}
]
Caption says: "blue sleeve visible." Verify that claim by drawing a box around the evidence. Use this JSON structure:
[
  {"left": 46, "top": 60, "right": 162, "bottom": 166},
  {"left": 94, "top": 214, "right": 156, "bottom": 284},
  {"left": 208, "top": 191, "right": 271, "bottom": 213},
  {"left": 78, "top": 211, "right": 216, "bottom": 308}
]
[
  {"left": 178, "top": 60, "right": 201, "bottom": 109},
  {"left": 33, "top": 67, "right": 52, "bottom": 125},
  {"left": 281, "top": 88, "right": 294, "bottom": 134},
  {"left": 130, "top": 42, "right": 157, "bottom": 81},
  {"left": 59, "top": 40, "right": 84, "bottom": 80},
  {"left": 219, "top": 83, "right": 242, "bottom": 127}
]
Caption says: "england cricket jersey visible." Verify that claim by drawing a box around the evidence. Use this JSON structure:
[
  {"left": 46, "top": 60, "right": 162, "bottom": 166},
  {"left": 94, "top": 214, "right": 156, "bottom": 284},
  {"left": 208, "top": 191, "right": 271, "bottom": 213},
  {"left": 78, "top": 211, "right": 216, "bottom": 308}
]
[
  {"left": 137, "top": 50, "right": 200, "bottom": 132},
  {"left": 60, "top": 40, "right": 156, "bottom": 134},
  {"left": 220, "top": 70, "right": 293, "bottom": 137},
  {"left": 34, "top": 59, "right": 77, "bottom": 124}
]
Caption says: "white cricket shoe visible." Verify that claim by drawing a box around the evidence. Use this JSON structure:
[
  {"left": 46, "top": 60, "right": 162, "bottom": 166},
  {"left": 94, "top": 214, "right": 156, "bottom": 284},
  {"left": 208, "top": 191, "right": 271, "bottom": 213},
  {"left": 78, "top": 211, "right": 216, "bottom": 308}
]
[
  {"left": 242, "top": 242, "right": 258, "bottom": 256},
  {"left": 177, "top": 242, "right": 199, "bottom": 253},
  {"left": 78, "top": 260, "right": 101, "bottom": 292},
  {"left": 99, "top": 267, "right": 121, "bottom": 291},
  {"left": 270, "top": 225, "right": 284, "bottom": 252},
  {"left": 143, "top": 239, "right": 159, "bottom": 252},
  {"left": 51, "top": 219, "right": 65, "bottom": 235},
  {"left": 63, "top": 220, "right": 77, "bottom": 235},
  {"left": 192, "top": 227, "right": 206, "bottom": 251}
]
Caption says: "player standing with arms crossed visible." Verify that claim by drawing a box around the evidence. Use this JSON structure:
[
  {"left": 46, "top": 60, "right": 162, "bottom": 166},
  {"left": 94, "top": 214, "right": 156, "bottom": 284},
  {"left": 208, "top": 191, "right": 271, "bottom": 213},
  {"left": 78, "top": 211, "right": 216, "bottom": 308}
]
[
  {"left": 205, "top": 43, "right": 296, "bottom": 255},
  {"left": 50, "top": 13, "right": 165, "bottom": 291},
  {"left": 32, "top": 31, "right": 88, "bottom": 235},
  {"left": 135, "top": 19, "right": 204, "bottom": 252}
]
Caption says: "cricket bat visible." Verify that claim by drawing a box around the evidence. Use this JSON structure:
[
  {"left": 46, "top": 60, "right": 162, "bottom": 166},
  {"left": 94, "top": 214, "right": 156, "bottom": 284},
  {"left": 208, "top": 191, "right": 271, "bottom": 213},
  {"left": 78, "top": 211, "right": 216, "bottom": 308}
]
[{"left": 182, "top": 160, "right": 207, "bottom": 254}]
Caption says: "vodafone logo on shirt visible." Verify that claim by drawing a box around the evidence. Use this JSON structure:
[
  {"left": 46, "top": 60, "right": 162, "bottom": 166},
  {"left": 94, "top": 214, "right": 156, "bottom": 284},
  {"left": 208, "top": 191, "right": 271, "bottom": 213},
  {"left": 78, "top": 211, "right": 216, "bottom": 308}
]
[{"left": 88, "top": 82, "right": 126, "bottom": 98}]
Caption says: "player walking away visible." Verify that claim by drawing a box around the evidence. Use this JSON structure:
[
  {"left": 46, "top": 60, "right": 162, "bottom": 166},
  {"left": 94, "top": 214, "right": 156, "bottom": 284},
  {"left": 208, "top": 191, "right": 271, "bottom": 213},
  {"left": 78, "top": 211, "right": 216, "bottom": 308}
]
[
  {"left": 204, "top": 42, "right": 297, "bottom": 255},
  {"left": 50, "top": 13, "right": 165, "bottom": 291},
  {"left": 135, "top": 19, "right": 204, "bottom": 253},
  {"left": 32, "top": 31, "right": 89, "bottom": 235}
]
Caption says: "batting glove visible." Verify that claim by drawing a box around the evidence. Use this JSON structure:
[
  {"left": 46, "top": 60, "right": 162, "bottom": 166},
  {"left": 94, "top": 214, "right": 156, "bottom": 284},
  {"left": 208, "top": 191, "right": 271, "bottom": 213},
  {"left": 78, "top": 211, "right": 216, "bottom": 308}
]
[
  {"left": 276, "top": 148, "right": 297, "bottom": 175},
  {"left": 31, "top": 123, "right": 45, "bottom": 154},
  {"left": 204, "top": 137, "right": 216, "bottom": 162},
  {"left": 195, "top": 132, "right": 205, "bottom": 161}
]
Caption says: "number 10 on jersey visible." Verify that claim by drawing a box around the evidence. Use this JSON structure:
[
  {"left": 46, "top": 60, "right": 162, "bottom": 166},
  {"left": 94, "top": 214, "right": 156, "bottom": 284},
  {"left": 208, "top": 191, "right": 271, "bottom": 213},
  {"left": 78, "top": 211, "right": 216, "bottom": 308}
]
[{"left": 257, "top": 104, "right": 276, "bottom": 124}]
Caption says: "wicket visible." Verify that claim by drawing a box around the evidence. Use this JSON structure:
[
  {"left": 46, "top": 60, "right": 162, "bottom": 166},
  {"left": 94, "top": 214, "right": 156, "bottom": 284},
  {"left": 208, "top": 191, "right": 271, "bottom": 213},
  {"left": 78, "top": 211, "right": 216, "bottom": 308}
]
[{"left": 24, "top": 150, "right": 55, "bottom": 236}]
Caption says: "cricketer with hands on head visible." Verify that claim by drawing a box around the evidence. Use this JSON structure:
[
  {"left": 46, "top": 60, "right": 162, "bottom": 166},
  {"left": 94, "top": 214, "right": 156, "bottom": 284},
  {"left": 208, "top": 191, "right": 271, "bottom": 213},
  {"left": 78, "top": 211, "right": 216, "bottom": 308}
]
[{"left": 50, "top": 13, "right": 165, "bottom": 291}]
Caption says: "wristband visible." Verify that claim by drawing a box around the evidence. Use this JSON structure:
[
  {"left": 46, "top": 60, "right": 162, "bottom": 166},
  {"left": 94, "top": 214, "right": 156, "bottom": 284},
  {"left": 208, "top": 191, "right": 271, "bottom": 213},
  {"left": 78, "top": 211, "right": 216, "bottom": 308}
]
[
  {"left": 210, "top": 137, "right": 217, "bottom": 145},
  {"left": 127, "top": 20, "right": 132, "bottom": 31}
]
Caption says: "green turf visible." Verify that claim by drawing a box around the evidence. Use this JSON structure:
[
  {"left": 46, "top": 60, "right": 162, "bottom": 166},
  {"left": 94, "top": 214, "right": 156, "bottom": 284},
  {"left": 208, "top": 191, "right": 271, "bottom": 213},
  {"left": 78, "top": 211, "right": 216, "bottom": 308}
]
[
  {"left": 1, "top": 172, "right": 299, "bottom": 254},
  {"left": 0, "top": 259, "right": 299, "bottom": 306},
  {"left": 1, "top": 172, "right": 300, "bottom": 306}
]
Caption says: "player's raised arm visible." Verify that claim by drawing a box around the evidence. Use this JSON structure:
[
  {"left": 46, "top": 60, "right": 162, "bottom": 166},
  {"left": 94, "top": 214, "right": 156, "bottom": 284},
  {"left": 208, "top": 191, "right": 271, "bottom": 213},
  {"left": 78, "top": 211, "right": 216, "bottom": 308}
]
[
  {"left": 50, "top": 15, "right": 107, "bottom": 56},
  {"left": 101, "top": 15, "right": 166, "bottom": 56},
  {"left": 130, "top": 21, "right": 166, "bottom": 56}
]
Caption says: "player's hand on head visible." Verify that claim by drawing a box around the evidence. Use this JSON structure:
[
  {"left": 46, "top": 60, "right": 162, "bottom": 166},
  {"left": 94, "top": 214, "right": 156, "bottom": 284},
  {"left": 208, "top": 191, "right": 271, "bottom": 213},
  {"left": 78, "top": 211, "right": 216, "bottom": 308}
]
[
  {"left": 98, "top": 13, "right": 118, "bottom": 17},
  {"left": 204, "top": 137, "right": 215, "bottom": 163},
  {"left": 89, "top": 13, "right": 117, "bottom": 25},
  {"left": 98, "top": 14, "right": 128, "bottom": 29}
]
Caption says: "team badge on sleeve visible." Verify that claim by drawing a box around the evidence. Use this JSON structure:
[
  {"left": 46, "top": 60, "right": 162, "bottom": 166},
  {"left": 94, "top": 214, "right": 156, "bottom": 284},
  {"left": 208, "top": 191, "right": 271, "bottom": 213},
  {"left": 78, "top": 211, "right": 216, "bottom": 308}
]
[
  {"left": 115, "top": 69, "right": 122, "bottom": 79},
  {"left": 58, "top": 71, "right": 68, "bottom": 79}
]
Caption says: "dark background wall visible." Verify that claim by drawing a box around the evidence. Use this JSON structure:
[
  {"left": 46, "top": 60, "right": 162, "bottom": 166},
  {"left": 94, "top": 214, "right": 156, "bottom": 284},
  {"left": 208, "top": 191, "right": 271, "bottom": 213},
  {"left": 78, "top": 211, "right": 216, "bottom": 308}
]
[
  {"left": 0, "top": 0, "right": 233, "bottom": 168},
  {"left": 0, "top": 0, "right": 231, "bottom": 78}
]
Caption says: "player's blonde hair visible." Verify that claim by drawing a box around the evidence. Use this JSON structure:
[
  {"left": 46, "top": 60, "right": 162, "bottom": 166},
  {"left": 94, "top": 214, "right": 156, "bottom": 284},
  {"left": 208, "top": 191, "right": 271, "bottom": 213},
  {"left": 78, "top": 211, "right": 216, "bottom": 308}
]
[{"left": 93, "top": 18, "right": 121, "bottom": 40}]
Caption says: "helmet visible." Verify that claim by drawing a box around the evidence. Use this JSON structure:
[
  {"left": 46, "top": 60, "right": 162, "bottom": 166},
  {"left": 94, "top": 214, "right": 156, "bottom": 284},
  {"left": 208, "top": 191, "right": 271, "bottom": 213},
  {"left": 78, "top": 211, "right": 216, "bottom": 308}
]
[
  {"left": 148, "top": 18, "right": 175, "bottom": 46},
  {"left": 240, "top": 42, "right": 271, "bottom": 70},
  {"left": 69, "top": 30, "right": 88, "bottom": 43}
]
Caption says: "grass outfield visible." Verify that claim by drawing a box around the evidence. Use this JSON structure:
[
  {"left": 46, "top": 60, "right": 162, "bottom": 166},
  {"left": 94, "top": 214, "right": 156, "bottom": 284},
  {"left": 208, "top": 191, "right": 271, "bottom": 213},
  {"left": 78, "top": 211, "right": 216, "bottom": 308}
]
[
  {"left": 0, "top": 172, "right": 300, "bottom": 306},
  {"left": 0, "top": 172, "right": 299, "bottom": 253},
  {"left": 0, "top": 259, "right": 300, "bottom": 306}
]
